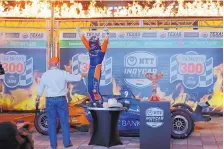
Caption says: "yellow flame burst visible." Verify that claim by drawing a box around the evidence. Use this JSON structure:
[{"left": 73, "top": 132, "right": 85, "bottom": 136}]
[
  {"left": 202, "top": 64, "right": 223, "bottom": 111},
  {"left": 0, "top": 71, "right": 44, "bottom": 110},
  {"left": 0, "top": 69, "right": 87, "bottom": 110},
  {"left": 0, "top": 0, "right": 223, "bottom": 18}
]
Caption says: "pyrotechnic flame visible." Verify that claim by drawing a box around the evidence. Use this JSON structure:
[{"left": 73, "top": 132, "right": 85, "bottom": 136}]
[
  {"left": 200, "top": 64, "right": 223, "bottom": 111},
  {"left": 0, "top": 67, "right": 86, "bottom": 110},
  {"left": 64, "top": 62, "right": 88, "bottom": 103},
  {"left": 67, "top": 82, "right": 86, "bottom": 104},
  {"left": 112, "top": 77, "right": 121, "bottom": 95},
  {"left": 0, "top": 0, "right": 222, "bottom": 18},
  {"left": 135, "top": 93, "right": 143, "bottom": 100},
  {"left": 0, "top": 71, "right": 46, "bottom": 110}
]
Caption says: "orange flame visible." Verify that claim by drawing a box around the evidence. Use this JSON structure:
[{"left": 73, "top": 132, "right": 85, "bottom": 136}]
[
  {"left": 0, "top": 0, "right": 222, "bottom": 18},
  {"left": 112, "top": 77, "right": 121, "bottom": 95},
  {"left": 67, "top": 82, "right": 87, "bottom": 104},
  {"left": 64, "top": 61, "right": 87, "bottom": 104},
  {"left": 201, "top": 64, "right": 223, "bottom": 111},
  {"left": 0, "top": 62, "right": 87, "bottom": 110},
  {"left": 0, "top": 71, "right": 46, "bottom": 110}
]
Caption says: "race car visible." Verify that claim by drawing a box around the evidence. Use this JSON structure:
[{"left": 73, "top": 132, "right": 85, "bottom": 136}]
[
  {"left": 34, "top": 88, "right": 211, "bottom": 139},
  {"left": 83, "top": 88, "right": 211, "bottom": 139},
  {"left": 34, "top": 97, "right": 90, "bottom": 135}
]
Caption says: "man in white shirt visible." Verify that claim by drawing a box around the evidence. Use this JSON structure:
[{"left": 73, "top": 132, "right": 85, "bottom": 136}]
[{"left": 36, "top": 57, "right": 85, "bottom": 149}]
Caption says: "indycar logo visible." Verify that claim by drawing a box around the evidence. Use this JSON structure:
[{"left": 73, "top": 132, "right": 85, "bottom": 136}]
[
  {"left": 145, "top": 107, "right": 164, "bottom": 128},
  {"left": 5, "top": 33, "right": 20, "bottom": 39},
  {"left": 142, "top": 32, "right": 157, "bottom": 38},
  {"left": 63, "top": 33, "right": 76, "bottom": 38},
  {"left": 184, "top": 32, "right": 199, "bottom": 38},
  {"left": 124, "top": 51, "right": 157, "bottom": 88}
]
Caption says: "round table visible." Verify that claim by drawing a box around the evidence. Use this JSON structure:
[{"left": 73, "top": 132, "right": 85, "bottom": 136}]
[{"left": 88, "top": 107, "right": 125, "bottom": 147}]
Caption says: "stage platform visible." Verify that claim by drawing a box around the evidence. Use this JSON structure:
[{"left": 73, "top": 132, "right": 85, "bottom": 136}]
[{"left": 31, "top": 116, "right": 223, "bottom": 149}]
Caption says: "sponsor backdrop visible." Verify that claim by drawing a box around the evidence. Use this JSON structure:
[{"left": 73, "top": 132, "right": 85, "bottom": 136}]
[
  {"left": 0, "top": 32, "right": 47, "bottom": 111},
  {"left": 60, "top": 31, "right": 223, "bottom": 113}
]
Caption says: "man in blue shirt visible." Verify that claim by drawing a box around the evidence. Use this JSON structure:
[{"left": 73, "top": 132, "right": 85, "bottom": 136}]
[{"left": 36, "top": 57, "right": 85, "bottom": 149}]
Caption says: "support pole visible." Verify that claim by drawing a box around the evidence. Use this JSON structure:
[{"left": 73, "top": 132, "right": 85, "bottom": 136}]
[
  {"left": 46, "top": 20, "right": 50, "bottom": 70},
  {"left": 50, "top": 1, "right": 55, "bottom": 57}
]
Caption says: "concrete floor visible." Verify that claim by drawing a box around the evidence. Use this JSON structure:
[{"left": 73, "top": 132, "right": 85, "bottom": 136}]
[{"left": 33, "top": 116, "right": 223, "bottom": 149}]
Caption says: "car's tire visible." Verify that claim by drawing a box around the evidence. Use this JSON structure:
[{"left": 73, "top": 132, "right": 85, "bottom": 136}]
[
  {"left": 172, "top": 103, "right": 194, "bottom": 113},
  {"left": 171, "top": 109, "right": 194, "bottom": 139},
  {"left": 34, "top": 112, "right": 60, "bottom": 135}
]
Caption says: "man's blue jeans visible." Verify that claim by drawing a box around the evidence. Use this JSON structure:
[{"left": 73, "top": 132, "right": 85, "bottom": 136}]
[{"left": 46, "top": 96, "right": 71, "bottom": 148}]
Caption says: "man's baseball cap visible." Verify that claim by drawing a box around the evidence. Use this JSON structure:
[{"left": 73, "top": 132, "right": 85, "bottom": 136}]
[{"left": 49, "top": 57, "right": 59, "bottom": 65}]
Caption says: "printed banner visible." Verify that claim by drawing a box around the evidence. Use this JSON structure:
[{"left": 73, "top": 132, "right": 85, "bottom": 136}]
[
  {"left": 60, "top": 31, "right": 223, "bottom": 40},
  {"left": 60, "top": 30, "right": 223, "bottom": 113},
  {"left": 170, "top": 51, "right": 213, "bottom": 89},
  {"left": 71, "top": 53, "right": 112, "bottom": 86},
  {"left": 0, "top": 32, "right": 47, "bottom": 111},
  {"left": 124, "top": 51, "right": 157, "bottom": 88},
  {"left": 0, "top": 51, "right": 33, "bottom": 88}
]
